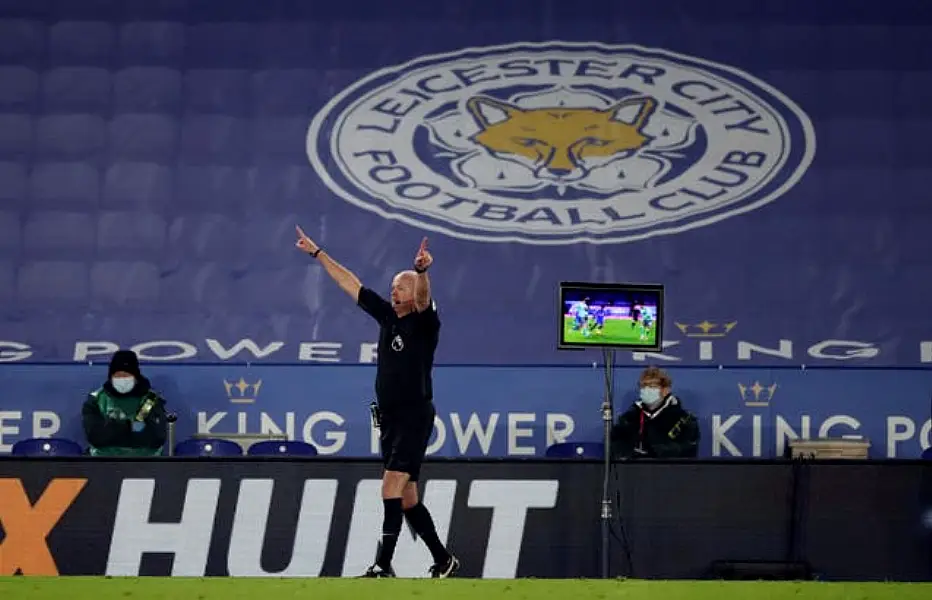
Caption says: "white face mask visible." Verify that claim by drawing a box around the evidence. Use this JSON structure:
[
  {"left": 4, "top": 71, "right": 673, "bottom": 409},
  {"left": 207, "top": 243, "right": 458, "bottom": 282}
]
[
  {"left": 639, "top": 386, "right": 662, "bottom": 407},
  {"left": 111, "top": 376, "right": 136, "bottom": 394}
]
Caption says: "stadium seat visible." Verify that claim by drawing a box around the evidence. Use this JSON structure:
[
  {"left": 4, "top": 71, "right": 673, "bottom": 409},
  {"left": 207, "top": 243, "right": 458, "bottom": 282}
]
[
  {"left": 48, "top": 21, "right": 115, "bottom": 67},
  {"left": 0, "top": 20, "right": 45, "bottom": 65},
  {"left": 921, "top": 447, "right": 932, "bottom": 460},
  {"left": 0, "top": 162, "right": 27, "bottom": 205},
  {"left": 0, "top": 66, "right": 38, "bottom": 111},
  {"left": 11, "top": 438, "right": 84, "bottom": 457},
  {"left": 179, "top": 115, "right": 249, "bottom": 163},
  {"left": 36, "top": 115, "right": 107, "bottom": 160},
  {"left": 17, "top": 261, "right": 89, "bottom": 306},
  {"left": 114, "top": 67, "right": 182, "bottom": 112},
  {"left": 29, "top": 161, "right": 99, "bottom": 206},
  {"left": 90, "top": 261, "right": 161, "bottom": 308},
  {"left": 247, "top": 440, "right": 319, "bottom": 457},
  {"left": 118, "top": 22, "right": 185, "bottom": 67},
  {"left": 545, "top": 441, "right": 605, "bottom": 459},
  {"left": 173, "top": 438, "right": 243, "bottom": 457},
  {"left": 0, "top": 114, "right": 32, "bottom": 158},
  {"left": 102, "top": 162, "right": 173, "bottom": 209},
  {"left": 42, "top": 67, "right": 111, "bottom": 112},
  {"left": 109, "top": 114, "right": 178, "bottom": 162},
  {"left": 184, "top": 69, "right": 250, "bottom": 115}
]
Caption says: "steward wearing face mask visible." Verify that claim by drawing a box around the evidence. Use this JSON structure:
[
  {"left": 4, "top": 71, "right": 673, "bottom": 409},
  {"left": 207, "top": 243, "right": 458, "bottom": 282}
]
[
  {"left": 81, "top": 350, "right": 167, "bottom": 457},
  {"left": 610, "top": 366, "right": 700, "bottom": 459}
]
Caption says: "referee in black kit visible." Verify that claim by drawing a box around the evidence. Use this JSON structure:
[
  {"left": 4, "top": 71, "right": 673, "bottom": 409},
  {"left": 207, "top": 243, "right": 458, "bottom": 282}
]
[{"left": 295, "top": 225, "right": 460, "bottom": 579}]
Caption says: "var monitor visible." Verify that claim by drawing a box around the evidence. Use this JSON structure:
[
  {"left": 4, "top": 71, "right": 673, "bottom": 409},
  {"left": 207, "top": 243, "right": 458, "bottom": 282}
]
[{"left": 558, "top": 282, "right": 664, "bottom": 352}]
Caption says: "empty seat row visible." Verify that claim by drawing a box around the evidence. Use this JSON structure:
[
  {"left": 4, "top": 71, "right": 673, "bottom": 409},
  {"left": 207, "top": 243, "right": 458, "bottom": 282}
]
[
  {"left": 0, "top": 162, "right": 323, "bottom": 207},
  {"left": 0, "top": 66, "right": 337, "bottom": 113},
  {"left": 10, "top": 436, "right": 320, "bottom": 457},
  {"left": 2, "top": 260, "right": 322, "bottom": 309},
  {"left": 11, "top": 437, "right": 641, "bottom": 460},
  {"left": 0, "top": 115, "right": 313, "bottom": 161}
]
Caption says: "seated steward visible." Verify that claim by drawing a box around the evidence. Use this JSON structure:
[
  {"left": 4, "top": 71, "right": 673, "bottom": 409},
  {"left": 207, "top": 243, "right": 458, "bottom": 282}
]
[
  {"left": 82, "top": 350, "right": 167, "bottom": 456},
  {"left": 611, "top": 366, "right": 700, "bottom": 459}
]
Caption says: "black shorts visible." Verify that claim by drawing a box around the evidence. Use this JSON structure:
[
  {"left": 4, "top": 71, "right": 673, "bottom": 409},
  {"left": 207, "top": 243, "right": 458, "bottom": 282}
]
[{"left": 379, "top": 404, "right": 435, "bottom": 482}]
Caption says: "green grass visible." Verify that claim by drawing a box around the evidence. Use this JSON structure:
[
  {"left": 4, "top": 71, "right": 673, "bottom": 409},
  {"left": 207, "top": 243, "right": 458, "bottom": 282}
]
[
  {"left": 1, "top": 578, "right": 930, "bottom": 600},
  {"left": 563, "top": 316, "right": 656, "bottom": 347}
]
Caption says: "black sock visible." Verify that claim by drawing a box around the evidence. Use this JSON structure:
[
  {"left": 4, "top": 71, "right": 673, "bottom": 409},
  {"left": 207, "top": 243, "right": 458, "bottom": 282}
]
[
  {"left": 376, "top": 498, "right": 403, "bottom": 570},
  {"left": 404, "top": 502, "right": 450, "bottom": 564}
]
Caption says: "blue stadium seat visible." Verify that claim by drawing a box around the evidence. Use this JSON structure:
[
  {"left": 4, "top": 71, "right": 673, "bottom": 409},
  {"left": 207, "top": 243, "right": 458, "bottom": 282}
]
[
  {"left": 250, "top": 165, "right": 324, "bottom": 210},
  {"left": 0, "top": 262, "right": 14, "bottom": 303},
  {"left": 247, "top": 440, "right": 319, "bottom": 457},
  {"left": 157, "top": 262, "right": 231, "bottom": 310},
  {"left": 179, "top": 115, "right": 249, "bottom": 163},
  {"left": 36, "top": 115, "right": 106, "bottom": 159},
  {"left": 0, "top": 66, "right": 38, "bottom": 111},
  {"left": 174, "top": 438, "right": 243, "bottom": 457},
  {"left": 921, "top": 447, "right": 932, "bottom": 460},
  {"left": 97, "top": 212, "right": 167, "bottom": 255},
  {"left": 12, "top": 438, "right": 84, "bottom": 457},
  {"left": 175, "top": 165, "right": 250, "bottom": 210},
  {"left": 17, "top": 261, "right": 89, "bottom": 305},
  {"left": 0, "top": 162, "right": 27, "bottom": 205},
  {"left": 48, "top": 21, "right": 115, "bottom": 67},
  {"left": 102, "top": 162, "right": 173, "bottom": 209},
  {"left": 0, "top": 114, "right": 32, "bottom": 158},
  {"left": 252, "top": 69, "right": 321, "bottom": 114},
  {"left": 0, "top": 212, "right": 21, "bottom": 254},
  {"left": 0, "top": 20, "right": 45, "bottom": 65},
  {"left": 186, "top": 23, "right": 254, "bottom": 68},
  {"left": 90, "top": 261, "right": 160, "bottom": 308},
  {"left": 109, "top": 114, "right": 178, "bottom": 162},
  {"left": 118, "top": 22, "right": 185, "bottom": 66},
  {"left": 184, "top": 69, "right": 250, "bottom": 115},
  {"left": 42, "top": 67, "right": 111, "bottom": 112},
  {"left": 114, "top": 67, "right": 182, "bottom": 112},
  {"left": 545, "top": 442, "right": 605, "bottom": 459},
  {"left": 252, "top": 117, "right": 307, "bottom": 160},
  {"left": 29, "top": 162, "right": 99, "bottom": 206},
  {"left": 23, "top": 211, "right": 96, "bottom": 254},
  {"left": 164, "top": 214, "right": 239, "bottom": 260}
]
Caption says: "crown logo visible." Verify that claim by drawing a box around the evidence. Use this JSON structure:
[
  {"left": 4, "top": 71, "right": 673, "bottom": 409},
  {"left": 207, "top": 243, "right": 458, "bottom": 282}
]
[
  {"left": 674, "top": 320, "right": 738, "bottom": 338},
  {"left": 224, "top": 378, "right": 262, "bottom": 404},
  {"left": 738, "top": 381, "right": 777, "bottom": 407}
]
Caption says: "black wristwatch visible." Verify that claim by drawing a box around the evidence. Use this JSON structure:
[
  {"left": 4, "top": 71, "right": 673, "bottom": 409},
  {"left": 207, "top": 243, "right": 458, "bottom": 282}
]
[
  {"left": 311, "top": 248, "right": 321, "bottom": 258},
  {"left": 414, "top": 265, "right": 427, "bottom": 274}
]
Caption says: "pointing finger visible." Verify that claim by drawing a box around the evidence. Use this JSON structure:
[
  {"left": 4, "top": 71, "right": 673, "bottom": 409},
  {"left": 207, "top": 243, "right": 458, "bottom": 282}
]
[{"left": 296, "top": 224, "right": 307, "bottom": 239}]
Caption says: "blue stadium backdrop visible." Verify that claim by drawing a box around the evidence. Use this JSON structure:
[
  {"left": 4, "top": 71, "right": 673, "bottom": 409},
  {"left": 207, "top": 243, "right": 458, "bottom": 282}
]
[{"left": 0, "top": 0, "right": 930, "bottom": 457}]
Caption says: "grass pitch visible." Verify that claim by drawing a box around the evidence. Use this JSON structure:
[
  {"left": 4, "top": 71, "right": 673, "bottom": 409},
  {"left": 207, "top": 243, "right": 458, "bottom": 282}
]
[
  {"left": 1, "top": 578, "right": 930, "bottom": 600},
  {"left": 563, "top": 316, "right": 657, "bottom": 347}
]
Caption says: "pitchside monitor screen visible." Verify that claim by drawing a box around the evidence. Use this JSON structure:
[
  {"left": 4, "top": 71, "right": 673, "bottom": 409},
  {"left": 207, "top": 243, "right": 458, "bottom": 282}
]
[{"left": 558, "top": 282, "right": 665, "bottom": 351}]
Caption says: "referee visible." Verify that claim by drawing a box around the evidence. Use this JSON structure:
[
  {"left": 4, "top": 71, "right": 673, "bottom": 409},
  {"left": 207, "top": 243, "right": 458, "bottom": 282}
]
[{"left": 296, "top": 226, "right": 460, "bottom": 579}]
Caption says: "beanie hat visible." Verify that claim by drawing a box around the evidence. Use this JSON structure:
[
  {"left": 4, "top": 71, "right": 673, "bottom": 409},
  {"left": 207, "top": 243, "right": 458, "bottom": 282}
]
[{"left": 108, "top": 350, "right": 141, "bottom": 378}]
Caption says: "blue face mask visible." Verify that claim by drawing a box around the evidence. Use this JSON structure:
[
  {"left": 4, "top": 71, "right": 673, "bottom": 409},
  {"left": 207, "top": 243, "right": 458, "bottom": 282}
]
[{"left": 639, "top": 386, "right": 662, "bottom": 406}]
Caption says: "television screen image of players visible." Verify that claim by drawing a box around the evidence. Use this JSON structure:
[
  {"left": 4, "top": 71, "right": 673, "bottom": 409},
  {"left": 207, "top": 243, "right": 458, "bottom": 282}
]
[{"left": 562, "top": 291, "right": 659, "bottom": 346}]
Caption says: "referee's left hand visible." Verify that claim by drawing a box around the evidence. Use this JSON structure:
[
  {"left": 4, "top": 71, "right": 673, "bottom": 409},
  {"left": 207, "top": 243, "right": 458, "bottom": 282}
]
[{"left": 414, "top": 237, "right": 432, "bottom": 271}]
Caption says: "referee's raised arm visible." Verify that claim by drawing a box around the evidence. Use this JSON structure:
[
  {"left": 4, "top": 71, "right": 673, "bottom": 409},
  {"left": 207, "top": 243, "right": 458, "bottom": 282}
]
[
  {"left": 413, "top": 237, "right": 433, "bottom": 312},
  {"left": 295, "top": 224, "right": 362, "bottom": 301}
]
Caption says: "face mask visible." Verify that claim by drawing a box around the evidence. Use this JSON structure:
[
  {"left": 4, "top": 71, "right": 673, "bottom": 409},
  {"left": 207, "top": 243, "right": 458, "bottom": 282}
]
[
  {"left": 639, "top": 386, "right": 662, "bottom": 406},
  {"left": 111, "top": 376, "right": 135, "bottom": 394}
]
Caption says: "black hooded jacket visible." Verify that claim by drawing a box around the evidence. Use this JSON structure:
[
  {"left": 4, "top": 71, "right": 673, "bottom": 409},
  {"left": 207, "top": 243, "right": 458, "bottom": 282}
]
[
  {"left": 81, "top": 350, "right": 167, "bottom": 453},
  {"left": 610, "top": 393, "right": 700, "bottom": 459}
]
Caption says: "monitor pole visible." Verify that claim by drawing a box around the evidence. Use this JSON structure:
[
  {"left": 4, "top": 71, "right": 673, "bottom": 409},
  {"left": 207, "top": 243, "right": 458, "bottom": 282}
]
[{"left": 599, "top": 347, "right": 615, "bottom": 579}]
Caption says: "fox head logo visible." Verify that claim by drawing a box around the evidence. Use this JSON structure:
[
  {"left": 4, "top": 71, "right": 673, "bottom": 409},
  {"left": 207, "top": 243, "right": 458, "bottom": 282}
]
[{"left": 465, "top": 95, "right": 658, "bottom": 183}]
